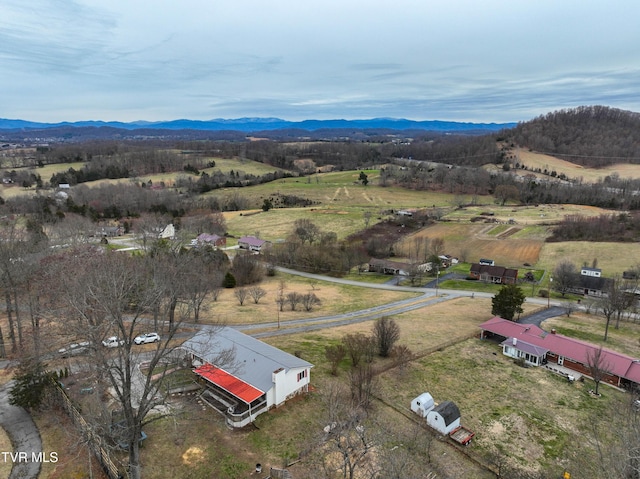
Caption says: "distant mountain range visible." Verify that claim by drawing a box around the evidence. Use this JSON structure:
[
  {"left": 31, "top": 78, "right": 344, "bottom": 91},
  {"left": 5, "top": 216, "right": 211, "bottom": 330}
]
[{"left": 0, "top": 117, "right": 515, "bottom": 133}]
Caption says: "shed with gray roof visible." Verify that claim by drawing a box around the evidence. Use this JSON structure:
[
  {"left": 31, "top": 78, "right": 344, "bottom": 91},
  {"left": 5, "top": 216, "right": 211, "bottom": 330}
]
[{"left": 427, "top": 400, "right": 461, "bottom": 435}]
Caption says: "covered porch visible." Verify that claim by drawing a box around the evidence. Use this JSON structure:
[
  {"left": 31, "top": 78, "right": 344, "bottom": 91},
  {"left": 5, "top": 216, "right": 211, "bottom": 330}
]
[
  {"left": 194, "top": 363, "right": 268, "bottom": 428},
  {"left": 500, "top": 338, "right": 549, "bottom": 367}
]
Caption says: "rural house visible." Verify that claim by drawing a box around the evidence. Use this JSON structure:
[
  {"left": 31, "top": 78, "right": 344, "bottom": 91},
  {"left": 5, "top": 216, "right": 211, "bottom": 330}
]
[
  {"left": 181, "top": 327, "right": 313, "bottom": 428},
  {"left": 368, "top": 258, "right": 432, "bottom": 275},
  {"left": 566, "top": 268, "right": 613, "bottom": 297},
  {"left": 159, "top": 224, "right": 176, "bottom": 240},
  {"left": 238, "top": 235, "right": 270, "bottom": 252},
  {"left": 196, "top": 233, "right": 226, "bottom": 248},
  {"left": 479, "top": 317, "right": 640, "bottom": 389},
  {"left": 469, "top": 263, "right": 518, "bottom": 284}
]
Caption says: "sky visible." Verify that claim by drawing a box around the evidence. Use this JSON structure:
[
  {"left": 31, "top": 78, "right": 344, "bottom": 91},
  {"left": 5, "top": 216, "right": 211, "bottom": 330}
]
[{"left": 2, "top": 0, "right": 640, "bottom": 124}]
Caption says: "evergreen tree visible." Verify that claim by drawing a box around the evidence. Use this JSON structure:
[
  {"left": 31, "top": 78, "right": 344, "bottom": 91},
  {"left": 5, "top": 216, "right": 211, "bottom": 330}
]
[
  {"left": 222, "top": 271, "right": 236, "bottom": 288},
  {"left": 491, "top": 284, "right": 526, "bottom": 321},
  {"left": 9, "top": 360, "right": 54, "bottom": 410}
]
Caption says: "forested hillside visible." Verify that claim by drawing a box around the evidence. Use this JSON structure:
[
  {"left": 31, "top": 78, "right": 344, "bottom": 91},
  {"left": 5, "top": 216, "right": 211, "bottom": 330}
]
[{"left": 506, "top": 106, "right": 640, "bottom": 167}]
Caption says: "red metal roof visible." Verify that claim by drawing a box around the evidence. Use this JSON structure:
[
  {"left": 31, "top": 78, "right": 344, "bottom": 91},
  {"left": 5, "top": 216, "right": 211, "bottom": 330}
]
[
  {"left": 480, "top": 317, "right": 640, "bottom": 384},
  {"left": 194, "top": 363, "right": 264, "bottom": 404}
]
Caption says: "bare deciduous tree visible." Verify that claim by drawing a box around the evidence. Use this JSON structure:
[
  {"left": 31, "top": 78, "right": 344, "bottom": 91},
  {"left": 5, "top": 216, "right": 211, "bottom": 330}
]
[
  {"left": 286, "top": 291, "right": 303, "bottom": 311},
  {"left": 234, "top": 287, "right": 248, "bottom": 306},
  {"left": 247, "top": 286, "right": 267, "bottom": 304},
  {"left": 586, "top": 346, "right": 611, "bottom": 395},
  {"left": 373, "top": 317, "right": 400, "bottom": 358},
  {"left": 325, "top": 344, "right": 346, "bottom": 376},
  {"left": 301, "top": 292, "right": 321, "bottom": 311},
  {"left": 349, "top": 363, "right": 376, "bottom": 411},
  {"left": 342, "top": 333, "right": 371, "bottom": 368},
  {"left": 49, "top": 249, "right": 192, "bottom": 479},
  {"left": 553, "top": 260, "right": 578, "bottom": 297},
  {"left": 391, "top": 344, "right": 413, "bottom": 371}
]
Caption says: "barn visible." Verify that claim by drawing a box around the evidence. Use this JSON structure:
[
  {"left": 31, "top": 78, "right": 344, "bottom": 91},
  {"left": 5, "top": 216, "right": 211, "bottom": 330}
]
[{"left": 426, "top": 401, "right": 461, "bottom": 435}]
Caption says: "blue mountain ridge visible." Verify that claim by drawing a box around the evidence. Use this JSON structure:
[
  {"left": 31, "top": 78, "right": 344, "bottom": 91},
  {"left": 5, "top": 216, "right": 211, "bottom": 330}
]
[{"left": 0, "top": 117, "right": 515, "bottom": 132}]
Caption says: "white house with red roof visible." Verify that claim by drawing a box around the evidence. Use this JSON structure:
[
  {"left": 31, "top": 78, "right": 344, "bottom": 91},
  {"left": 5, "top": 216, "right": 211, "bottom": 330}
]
[
  {"left": 479, "top": 316, "right": 640, "bottom": 390},
  {"left": 181, "top": 327, "right": 313, "bottom": 428}
]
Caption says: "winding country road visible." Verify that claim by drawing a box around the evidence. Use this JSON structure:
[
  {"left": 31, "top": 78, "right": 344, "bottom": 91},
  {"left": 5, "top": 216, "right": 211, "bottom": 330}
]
[{"left": 231, "top": 267, "right": 562, "bottom": 338}]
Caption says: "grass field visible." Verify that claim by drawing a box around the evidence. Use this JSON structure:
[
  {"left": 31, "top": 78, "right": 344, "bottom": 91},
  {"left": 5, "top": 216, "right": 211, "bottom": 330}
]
[
  {"left": 516, "top": 150, "right": 640, "bottom": 182},
  {"left": 263, "top": 296, "right": 634, "bottom": 476},
  {"left": 138, "top": 298, "right": 638, "bottom": 479},
  {"left": 212, "top": 169, "right": 469, "bottom": 210},
  {"left": 186, "top": 273, "right": 420, "bottom": 326},
  {"left": 444, "top": 203, "right": 609, "bottom": 225},
  {"left": 397, "top": 222, "right": 546, "bottom": 266},
  {"left": 537, "top": 241, "right": 640, "bottom": 277}
]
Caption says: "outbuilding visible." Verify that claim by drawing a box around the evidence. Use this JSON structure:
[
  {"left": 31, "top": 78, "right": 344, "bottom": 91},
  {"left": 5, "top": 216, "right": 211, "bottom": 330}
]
[
  {"left": 410, "top": 392, "right": 435, "bottom": 418},
  {"left": 426, "top": 400, "right": 461, "bottom": 435}
]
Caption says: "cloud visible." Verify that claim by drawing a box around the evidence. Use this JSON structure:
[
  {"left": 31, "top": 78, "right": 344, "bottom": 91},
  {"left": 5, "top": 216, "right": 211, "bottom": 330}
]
[{"left": 2, "top": 1, "right": 640, "bottom": 122}]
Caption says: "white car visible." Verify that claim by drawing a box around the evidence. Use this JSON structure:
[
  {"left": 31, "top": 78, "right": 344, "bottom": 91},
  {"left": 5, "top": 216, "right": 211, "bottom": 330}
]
[
  {"left": 134, "top": 332, "right": 160, "bottom": 345},
  {"left": 102, "top": 336, "right": 125, "bottom": 348},
  {"left": 58, "top": 341, "right": 91, "bottom": 358}
]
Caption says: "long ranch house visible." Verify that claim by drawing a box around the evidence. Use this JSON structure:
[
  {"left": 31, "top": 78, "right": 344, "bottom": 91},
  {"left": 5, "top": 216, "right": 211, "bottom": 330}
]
[{"left": 480, "top": 317, "right": 640, "bottom": 389}]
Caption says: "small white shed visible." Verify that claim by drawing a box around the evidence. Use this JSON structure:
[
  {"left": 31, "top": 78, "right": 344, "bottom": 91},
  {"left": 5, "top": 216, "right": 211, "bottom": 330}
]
[
  {"left": 410, "top": 392, "right": 435, "bottom": 418},
  {"left": 426, "top": 400, "right": 461, "bottom": 435}
]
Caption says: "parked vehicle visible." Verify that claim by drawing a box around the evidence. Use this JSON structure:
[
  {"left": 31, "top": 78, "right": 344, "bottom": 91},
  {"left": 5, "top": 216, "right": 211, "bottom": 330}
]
[
  {"left": 133, "top": 332, "right": 160, "bottom": 345},
  {"left": 58, "top": 341, "right": 91, "bottom": 358},
  {"left": 102, "top": 336, "right": 124, "bottom": 348}
]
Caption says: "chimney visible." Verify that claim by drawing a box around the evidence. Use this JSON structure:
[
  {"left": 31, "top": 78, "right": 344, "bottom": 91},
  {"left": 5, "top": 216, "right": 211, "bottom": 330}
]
[{"left": 512, "top": 337, "right": 517, "bottom": 346}]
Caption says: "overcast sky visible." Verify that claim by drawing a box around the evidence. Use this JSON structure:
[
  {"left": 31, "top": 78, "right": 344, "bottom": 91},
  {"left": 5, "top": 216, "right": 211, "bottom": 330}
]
[{"left": 2, "top": 0, "right": 639, "bottom": 123}]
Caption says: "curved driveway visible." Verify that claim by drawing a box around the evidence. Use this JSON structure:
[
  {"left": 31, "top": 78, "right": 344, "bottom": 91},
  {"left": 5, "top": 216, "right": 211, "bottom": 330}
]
[{"left": 0, "top": 381, "right": 42, "bottom": 479}]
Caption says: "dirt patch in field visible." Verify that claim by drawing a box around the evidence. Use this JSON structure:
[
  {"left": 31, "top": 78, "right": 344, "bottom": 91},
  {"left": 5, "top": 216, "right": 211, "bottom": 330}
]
[{"left": 497, "top": 227, "right": 521, "bottom": 239}]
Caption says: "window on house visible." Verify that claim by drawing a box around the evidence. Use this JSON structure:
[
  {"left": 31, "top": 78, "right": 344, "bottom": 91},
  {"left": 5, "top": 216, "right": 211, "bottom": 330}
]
[{"left": 297, "top": 370, "right": 307, "bottom": 381}]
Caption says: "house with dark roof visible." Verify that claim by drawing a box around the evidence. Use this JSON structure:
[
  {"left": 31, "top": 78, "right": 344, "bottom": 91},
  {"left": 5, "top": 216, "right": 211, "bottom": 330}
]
[
  {"left": 181, "top": 327, "right": 313, "bottom": 428},
  {"left": 567, "top": 270, "right": 613, "bottom": 297},
  {"left": 469, "top": 263, "right": 518, "bottom": 284},
  {"left": 238, "top": 235, "right": 270, "bottom": 252},
  {"left": 479, "top": 316, "right": 640, "bottom": 389}
]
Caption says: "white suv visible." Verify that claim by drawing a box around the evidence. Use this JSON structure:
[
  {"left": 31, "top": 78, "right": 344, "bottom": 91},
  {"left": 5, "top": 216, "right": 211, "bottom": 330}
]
[
  {"left": 102, "top": 336, "right": 124, "bottom": 348},
  {"left": 133, "top": 332, "right": 160, "bottom": 345}
]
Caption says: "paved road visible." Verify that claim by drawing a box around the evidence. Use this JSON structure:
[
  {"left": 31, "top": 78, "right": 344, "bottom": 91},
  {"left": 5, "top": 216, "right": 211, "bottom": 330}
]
[
  {"left": 519, "top": 306, "right": 565, "bottom": 327},
  {"left": 0, "top": 382, "right": 43, "bottom": 479}
]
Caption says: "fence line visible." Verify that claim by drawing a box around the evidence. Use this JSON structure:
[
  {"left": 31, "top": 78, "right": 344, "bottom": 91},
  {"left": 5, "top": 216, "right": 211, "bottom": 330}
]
[{"left": 54, "top": 383, "right": 123, "bottom": 479}]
